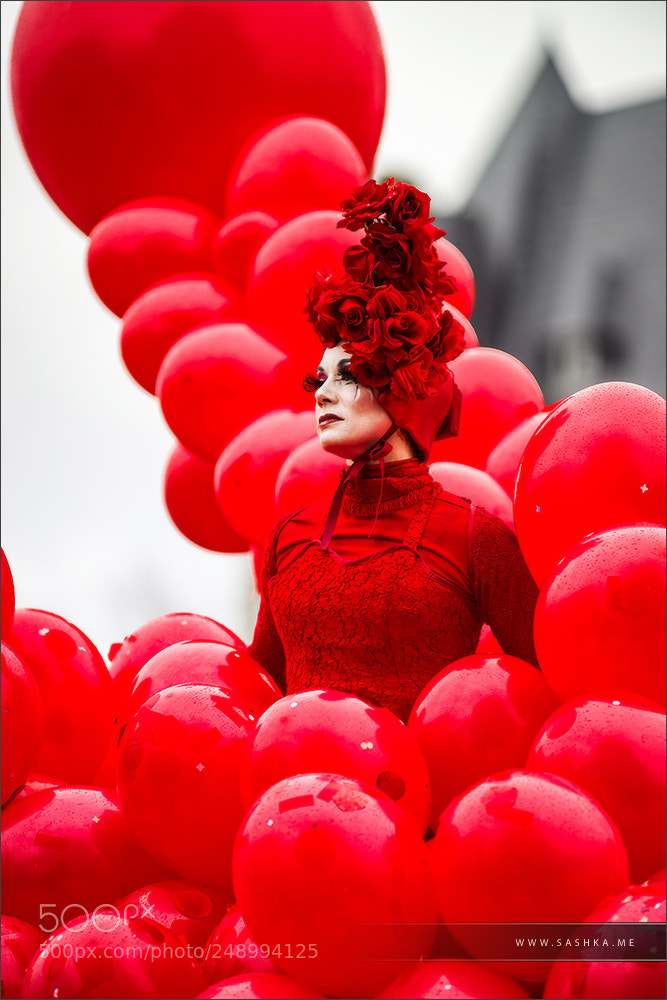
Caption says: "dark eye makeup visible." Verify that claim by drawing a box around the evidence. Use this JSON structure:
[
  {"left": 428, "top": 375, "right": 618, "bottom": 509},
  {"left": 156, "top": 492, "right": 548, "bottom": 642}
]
[{"left": 302, "top": 363, "right": 358, "bottom": 392}]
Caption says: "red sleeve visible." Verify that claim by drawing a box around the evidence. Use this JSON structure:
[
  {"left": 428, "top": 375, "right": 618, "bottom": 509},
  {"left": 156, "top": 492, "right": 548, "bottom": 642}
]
[
  {"left": 247, "top": 520, "right": 287, "bottom": 693},
  {"left": 469, "top": 506, "right": 540, "bottom": 667}
]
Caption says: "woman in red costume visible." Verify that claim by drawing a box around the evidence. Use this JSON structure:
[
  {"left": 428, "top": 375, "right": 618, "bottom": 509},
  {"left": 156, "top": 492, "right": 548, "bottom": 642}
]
[{"left": 249, "top": 178, "right": 539, "bottom": 723}]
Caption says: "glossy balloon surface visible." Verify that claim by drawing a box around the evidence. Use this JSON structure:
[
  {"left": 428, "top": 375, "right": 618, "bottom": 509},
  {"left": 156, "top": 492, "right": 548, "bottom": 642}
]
[
  {"left": 233, "top": 772, "right": 437, "bottom": 998},
  {"left": 275, "top": 437, "right": 345, "bottom": 519},
  {"left": 408, "top": 655, "right": 560, "bottom": 830},
  {"left": 1, "top": 547, "right": 15, "bottom": 637},
  {"left": 485, "top": 412, "right": 549, "bottom": 498},
  {"left": 429, "top": 462, "right": 514, "bottom": 530},
  {"left": 22, "top": 911, "right": 206, "bottom": 999},
  {"left": 376, "top": 959, "right": 530, "bottom": 999},
  {"left": 1, "top": 642, "right": 43, "bottom": 806},
  {"left": 434, "top": 238, "right": 476, "bottom": 319},
  {"left": 226, "top": 115, "right": 367, "bottom": 221},
  {"left": 527, "top": 692, "right": 666, "bottom": 882},
  {"left": 11, "top": 1, "right": 385, "bottom": 232},
  {"left": 514, "top": 382, "right": 666, "bottom": 586},
  {"left": 1, "top": 786, "right": 173, "bottom": 928},
  {"left": 117, "top": 684, "right": 253, "bottom": 889},
  {"left": 115, "top": 879, "right": 233, "bottom": 951},
  {"left": 8, "top": 609, "right": 114, "bottom": 783},
  {"left": 240, "top": 688, "right": 431, "bottom": 831},
  {"left": 121, "top": 273, "right": 240, "bottom": 394},
  {"left": 164, "top": 444, "right": 250, "bottom": 554},
  {"left": 211, "top": 212, "right": 279, "bottom": 293},
  {"left": 533, "top": 525, "right": 666, "bottom": 705},
  {"left": 198, "top": 971, "right": 326, "bottom": 999},
  {"left": 86, "top": 198, "right": 219, "bottom": 317},
  {"left": 203, "top": 903, "right": 279, "bottom": 984}
]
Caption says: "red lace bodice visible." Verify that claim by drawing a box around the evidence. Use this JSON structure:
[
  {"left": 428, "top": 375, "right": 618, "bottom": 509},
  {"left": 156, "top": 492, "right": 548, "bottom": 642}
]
[{"left": 249, "top": 460, "right": 539, "bottom": 722}]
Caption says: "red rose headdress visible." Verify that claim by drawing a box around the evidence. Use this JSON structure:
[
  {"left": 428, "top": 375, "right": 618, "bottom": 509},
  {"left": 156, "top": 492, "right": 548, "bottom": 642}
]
[{"left": 306, "top": 178, "right": 465, "bottom": 458}]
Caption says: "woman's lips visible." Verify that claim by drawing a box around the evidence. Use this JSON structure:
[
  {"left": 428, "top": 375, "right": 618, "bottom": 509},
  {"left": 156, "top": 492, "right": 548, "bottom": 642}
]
[{"left": 318, "top": 414, "right": 342, "bottom": 426}]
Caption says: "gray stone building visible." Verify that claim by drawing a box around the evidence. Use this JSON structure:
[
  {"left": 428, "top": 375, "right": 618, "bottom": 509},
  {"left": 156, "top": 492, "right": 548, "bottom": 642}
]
[{"left": 437, "top": 56, "right": 666, "bottom": 405}]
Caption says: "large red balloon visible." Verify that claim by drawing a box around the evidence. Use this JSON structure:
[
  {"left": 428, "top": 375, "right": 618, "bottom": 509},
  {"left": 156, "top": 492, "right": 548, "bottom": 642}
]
[
  {"left": 542, "top": 885, "right": 666, "bottom": 999},
  {"left": 1, "top": 786, "right": 174, "bottom": 929},
  {"left": 430, "top": 349, "right": 544, "bottom": 469},
  {"left": 408, "top": 655, "right": 560, "bottom": 830},
  {"left": 125, "top": 640, "right": 281, "bottom": 726},
  {"left": 8, "top": 609, "right": 115, "bottom": 783},
  {"left": 121, "top": 273, "right": 241, "bottom": 394},
  {"left": 0, "top": 916, "right": 45, "bottom": 1000},
  {"left": 211, "top": 212, "right": 280, "bottom": 294},
  {"left": 239, "top": 688, "right": 432, "bottom": 832},
  {"left": 527, "top": 692, "right": 666, "bottom": 882},
  {"left": 441, "top": 300, "right": 480, "bottom": 350},
  {"left": 1, "top": 547, "right": 15, "bottom": 637},
  {"left": 434, "top": 238, "right": 476, "bottom": 319},
  {"left": 156, "top": 322, "right": 293, "bottom": 462},
  {"left": 1, "top": 642, "right": 43, "bottom": 806},
  {"left": 484, "top": 412, "right": 549, "bottom": 498},
  {"left": 376, "top": 960, "right": 530, "bottom": 999},
  {"left": 115, "top": 879, "right": 233, "bottom": 952},
  {"left": 214, "top": 409, "right": 315, "bottom": 548},
  {"left": 108, "top": 611, "right": 244, "bottom": 718},
  {"left": 246, "top": 210, "right": 362, "bottom": 359},
  {"left": 117, "top": 684, "right": 253, "bottom": 890},
  {"left": 429, "top": 462, "right": 514, "bottom": 530},
  {"left": 86, "top": 198, "right": 220, "bottom": 317},
  {"left": 533, "top": 525, "right": 666, "bottom": 705},
  {"left": 11, "top": 1, "right": 386, "bottom": 233},
  {"left": 233, "top": 772, "right": 437, "bottom": 999},
  {"left": 22, "top": 910, "right": 207, "bottom": 999},
  {"left": 164, "top": 443, "right": 250, "bottom": 554},
  {"left": 226, "top": 115, "right": 367, "bottom": 222},
  {"left": 274, "top": 436, "right": 345, "bottom": 520},
  {"left": 514, "top": 382, "right": 666, "bottom": 586},
  {"left": 430, "top": 770, "right": 630, "bottom": 979}
]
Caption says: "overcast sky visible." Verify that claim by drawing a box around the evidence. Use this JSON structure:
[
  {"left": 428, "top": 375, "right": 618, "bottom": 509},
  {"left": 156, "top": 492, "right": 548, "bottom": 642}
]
[{"left": 1, "top": 1, "right": 665, "bottom": 660}]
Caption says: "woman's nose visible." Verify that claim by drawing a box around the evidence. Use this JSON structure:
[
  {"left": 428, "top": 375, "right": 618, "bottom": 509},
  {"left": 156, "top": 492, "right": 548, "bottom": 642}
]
[{"left": 315, "top": 376, "right": 336, "bottom": 404}]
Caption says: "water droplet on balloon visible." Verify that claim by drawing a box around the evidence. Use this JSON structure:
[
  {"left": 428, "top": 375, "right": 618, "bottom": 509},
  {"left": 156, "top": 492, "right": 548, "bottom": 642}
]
[
  {"left": 290, "top": 701, "right": 298, "bottom": 708},
  {"left": 267, "top": 819, "right": 274, "bottom": 826},
  {"left": 612, "top": 700, "right": 621, "bottom": 706}
]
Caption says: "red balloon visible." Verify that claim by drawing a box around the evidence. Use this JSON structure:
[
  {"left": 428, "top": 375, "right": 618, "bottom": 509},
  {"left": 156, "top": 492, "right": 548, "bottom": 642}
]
[
  {"left": 408, "top": 655, "right": 560, "bottom": 830},
  {"left": 164, "top": 443, "right": 250, "bottom": 554},
  {"left": 514, "top": 382, "right": 667, "bottom": 586},
  {"left": 126, "top": 640, "right": 281, "bottom": 727},
  {"left": 527, "top": 692, "right": 666, "bottom": 882},
  {"left": 199, "top": 972, "right": 326, "bottom": 999},
  {"left": 211, "top": 212, "right": 280, "bottom": 293},
  {"left": 121, "top": 273, "right": 241, "bottom": 395},
  {"left": 429, "top": 462, "right": 514, "bottom": 531},
  {"left": 430, "top": 349, "right": 544, "bottom": 469},
  {"left": 117, "top": 684, "right": 253, "bottom": 890},
  {"left": 484, "top": 412, "right": 549, "bottom": 498},
  {"left": 246, "top": 210, "right": 362, "bottom": 358},
  {"left": 108, "top": 611, "right": 244, "bottom": 717},
  {"left": 542, "top": 885, "right": 666, "bottom": 999},
  {"left": 8, "top": 609, "right": 114, "bottom": 784},
  {"left": 233, "top": 773, "right": 437, "bottom": 999},
  {"left": 203, "top": 903, "right": 280, "bottom": 984},
  {"left": 376, "top": 960, "right": 530, "bottom": 999},
  {"left": 214, "top": 409, "right": 315, "bottom": 548},
  {"left": 1, "top": 547, "right": 15, "bottom": 637},
  {"left": 1, "top": 915, "right": 45, "bottom": 1000},
  {"left": 156, "top": 322, "right": 293, "bottom": 462},
  {"left": 1, "top": 642, "right": 43, "bottom": 806},
  {"left": 1, "top": 786, "right": 174, "bottom": 929},
  {"left": 430, "top": 771, "right": 630, "bottom": 979},
  {"left": 274, "top": 436, "right": 345, "bottom": 520},
  {"left": 10, "top": 1, "right": 386, "bottom": 233},
  {"left": 226, "top": 115, "right": 367, "bottom": 222},
  {"left": 240, "top": 688, "right": 432, "bottom": 832},
  {"left": 22, "top": 910, "right": 207, "bottom": 999},
  {"left": 533, "top": 525, "right": 666, "bottom": 705},
  {"left": 115, "top": 879, "right": 233, "bottom": 952},
  {"left": 86, "top": 198, "right": 220, "bottom": 317},
  {"left": 434, "top": 238, "right": 476, "bottom": 318},
  {"left": 441, "top": 301, "right": 479, "bottom": 350}
]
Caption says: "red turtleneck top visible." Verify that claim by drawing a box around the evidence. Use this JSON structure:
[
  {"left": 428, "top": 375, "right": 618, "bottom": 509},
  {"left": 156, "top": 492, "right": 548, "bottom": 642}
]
[{"left": 249, "top": 459, "right": 539, "bottom": 722}]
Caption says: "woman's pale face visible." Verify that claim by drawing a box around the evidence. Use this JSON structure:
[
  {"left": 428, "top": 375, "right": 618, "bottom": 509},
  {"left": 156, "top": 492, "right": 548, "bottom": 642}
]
[{"left": 314, "top": 345, "right": 393, "bottom": 460}]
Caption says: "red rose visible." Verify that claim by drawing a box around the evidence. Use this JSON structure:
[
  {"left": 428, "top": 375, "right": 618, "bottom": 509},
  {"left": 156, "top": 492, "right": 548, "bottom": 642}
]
[
  {"left": 431, "top": 309, "right": 466, "bottom": 362},
  {"left": 342, "top": 244, "right": 372, "bottom": 282},
  {"left": 367, "top": 286, "right": 407, "bottom": 321},
  {"left": 312, "top": 275, "right": 373, "bottom": 345},
  {"left": 363, "top": 225, "right": 413, "bottom": 283},
  {"left": 337, "top": 177, "right": 396, "bottom": 231},
  {"left": 387, "top": 184, "right": 432, "bottom": 230},
  {"left": 391, "top": 361, "right": 431, "bottom": 400}
]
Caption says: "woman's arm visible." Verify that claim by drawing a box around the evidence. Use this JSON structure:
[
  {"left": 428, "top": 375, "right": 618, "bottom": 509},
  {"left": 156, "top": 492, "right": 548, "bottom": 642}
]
[{"left": 469, "top": 506, "right": 540, "bottom": 667}]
